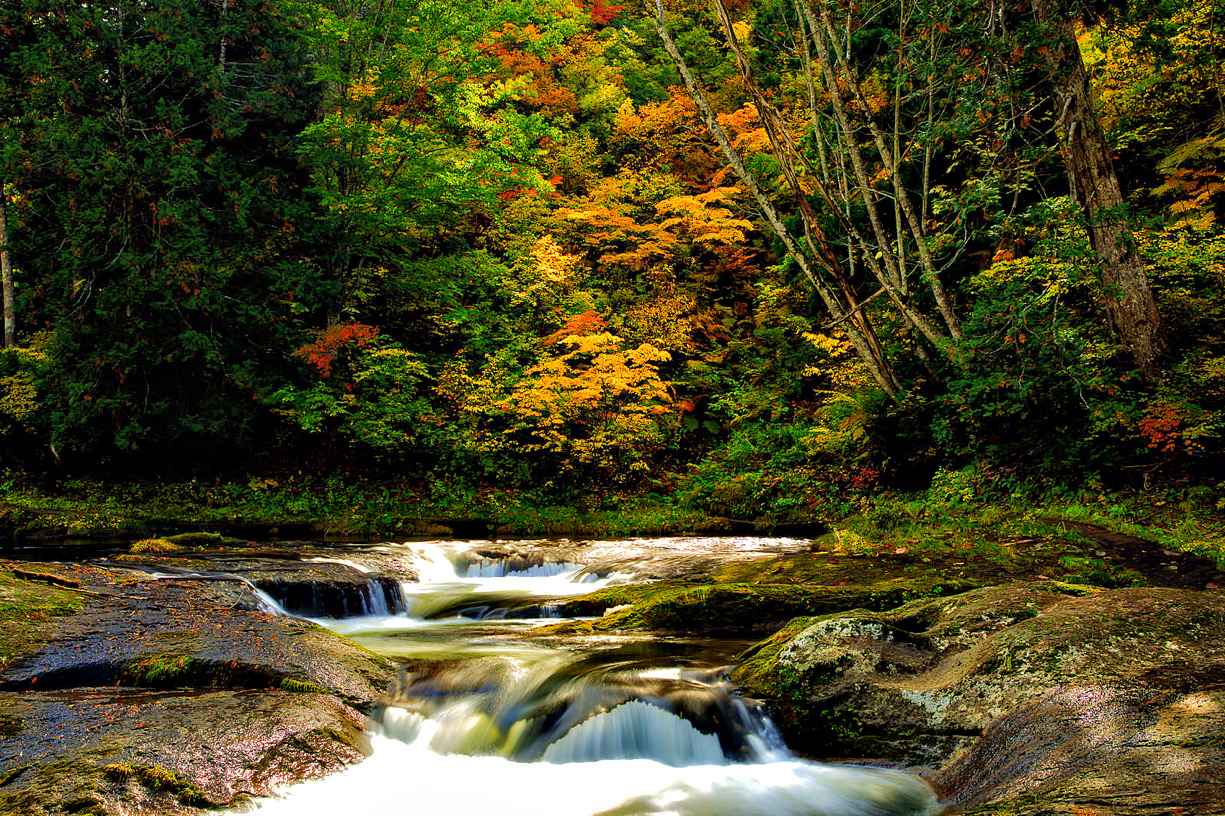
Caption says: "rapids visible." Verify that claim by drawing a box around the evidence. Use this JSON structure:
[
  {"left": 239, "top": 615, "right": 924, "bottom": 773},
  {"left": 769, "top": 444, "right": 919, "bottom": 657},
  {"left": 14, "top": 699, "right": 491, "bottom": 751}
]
[{"left": 241, "top": 539, "right": 940, "bottom": 816}]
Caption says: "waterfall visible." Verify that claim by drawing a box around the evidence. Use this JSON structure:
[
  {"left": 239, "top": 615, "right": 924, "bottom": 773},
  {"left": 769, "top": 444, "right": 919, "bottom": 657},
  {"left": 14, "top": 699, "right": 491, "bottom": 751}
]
[
  {"left": 240, "top": 537, "right": 940, "bottom": 816},
  {"left": 541, "top": 700, "right": 727, "bottom": 766}
]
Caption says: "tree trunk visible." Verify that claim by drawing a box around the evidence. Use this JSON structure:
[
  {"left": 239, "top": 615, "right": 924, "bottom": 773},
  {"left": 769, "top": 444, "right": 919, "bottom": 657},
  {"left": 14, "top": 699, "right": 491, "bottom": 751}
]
[
  {"left": 1030, "top": 0, "right": 1168, "bottom": 381},
  {"left": 1, "top": 183, "right": 14, "bottom": 348}
]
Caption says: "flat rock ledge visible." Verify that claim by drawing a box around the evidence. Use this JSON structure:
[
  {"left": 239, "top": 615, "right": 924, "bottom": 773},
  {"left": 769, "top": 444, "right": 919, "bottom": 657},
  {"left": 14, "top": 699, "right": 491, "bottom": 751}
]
[
  {"left": 0, "top": 560, "right": 397, "bottom": 815},
  {"left": 732, "top": 582, "right": 1225, "bottom": 815}
]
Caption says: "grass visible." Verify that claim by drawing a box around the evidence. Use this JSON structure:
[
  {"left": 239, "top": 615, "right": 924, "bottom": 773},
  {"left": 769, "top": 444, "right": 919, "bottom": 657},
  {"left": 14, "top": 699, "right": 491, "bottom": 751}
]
[
  {"left": 0, "top": 472, "right": 717, "bottom": 539},
  {"left": 2, "top": 468, "right": 1222, "bottom": 572}
]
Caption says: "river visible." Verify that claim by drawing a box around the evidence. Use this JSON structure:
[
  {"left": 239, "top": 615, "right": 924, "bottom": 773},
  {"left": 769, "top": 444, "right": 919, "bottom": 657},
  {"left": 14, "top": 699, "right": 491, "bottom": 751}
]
[{"left": 242, "top": 538, "right": 939, "bottom": 816}]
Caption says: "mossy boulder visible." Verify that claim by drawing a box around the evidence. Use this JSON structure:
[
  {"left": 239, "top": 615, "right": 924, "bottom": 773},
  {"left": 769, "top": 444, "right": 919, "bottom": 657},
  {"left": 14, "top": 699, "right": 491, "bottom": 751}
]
[
  {"left": 543, "top": 577, "right": 980, "bottom": 634},
  {"left": 731, "top": 582, "right": 1225, "bottom": 814},
  {"left": 0, "top": 557, "right": 397, "bottom": 815},
  {"left": 0, "top": 689, "right": 370, "bottom": 815}
]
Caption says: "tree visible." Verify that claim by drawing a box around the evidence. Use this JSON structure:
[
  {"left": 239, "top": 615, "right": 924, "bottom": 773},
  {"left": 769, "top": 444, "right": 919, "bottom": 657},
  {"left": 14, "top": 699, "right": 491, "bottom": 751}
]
[
  {"left": 1, "top": 0, "right": 323, "bottom": 468},
  {"left": 0, "top": 181, "right": 12, "bottom": 348},
  {"left": 1029, "top": 0, "right": 1169, "bottom": 381}
]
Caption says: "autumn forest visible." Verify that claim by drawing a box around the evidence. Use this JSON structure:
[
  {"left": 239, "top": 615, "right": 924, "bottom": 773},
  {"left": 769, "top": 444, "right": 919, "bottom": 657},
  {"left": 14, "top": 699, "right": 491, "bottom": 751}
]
[{"left": 1, "top": 0, "right": 1223, "bottom": 526}]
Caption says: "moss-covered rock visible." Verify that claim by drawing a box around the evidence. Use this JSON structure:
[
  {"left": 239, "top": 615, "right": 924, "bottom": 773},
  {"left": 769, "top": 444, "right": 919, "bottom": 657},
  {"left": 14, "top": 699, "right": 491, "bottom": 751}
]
[
  {"left": 0, "top": 689, "right": 370, "bottom": 815},
  {"left": 0, "top": 567, "right": 84, "bottom": 673},
  {"left": 542, "top": 578, "right": 980, "bottom": 634},
  {"left": 0, "top": 556, "right": 395, "bottom": 815},
  {"left": 730, "top": 582, "right": 1225, "bottom": 814}
]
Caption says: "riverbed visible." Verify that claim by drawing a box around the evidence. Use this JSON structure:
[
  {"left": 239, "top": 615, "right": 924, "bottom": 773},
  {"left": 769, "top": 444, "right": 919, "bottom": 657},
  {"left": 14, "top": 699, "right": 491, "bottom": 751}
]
[{"left": 241, "top": 538, "right": 938, "bottom": 816}]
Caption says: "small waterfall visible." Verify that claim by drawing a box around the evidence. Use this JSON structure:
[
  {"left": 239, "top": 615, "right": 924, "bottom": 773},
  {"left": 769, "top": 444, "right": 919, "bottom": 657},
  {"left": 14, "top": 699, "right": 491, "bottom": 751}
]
[
  {"left": 241, "top": 537, "right": 940, "bottom": 816},
  {"left": 541, "top": 700, "right": 726, "bottom": 766},
  {"left": 371, "top": 657, "right": 797, "bottom": 769},
  {"left": 249, "top": 584, "right": 290, "bottom": 616},
  {"left": 252, "top": 574, "right": 406, "bottom": 619}
]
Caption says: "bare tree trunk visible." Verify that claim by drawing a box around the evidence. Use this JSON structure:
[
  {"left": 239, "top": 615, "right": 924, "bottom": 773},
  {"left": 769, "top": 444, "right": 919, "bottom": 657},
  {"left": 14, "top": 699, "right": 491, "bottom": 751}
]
[
  {"left": 1, "top": 182, "right": 14, "bottom": 348},
  {"left": 649, "top": 6, "right": 900, "bottom": 397},
  {"left": 1030, "top": 0, "right": 1168, "bottom": 381},
  {"left": 809, "top": 3, "right": 962, "bottom": 340},
  {"left": 218, "top": 0, "right": 229, "bottom": 71}
]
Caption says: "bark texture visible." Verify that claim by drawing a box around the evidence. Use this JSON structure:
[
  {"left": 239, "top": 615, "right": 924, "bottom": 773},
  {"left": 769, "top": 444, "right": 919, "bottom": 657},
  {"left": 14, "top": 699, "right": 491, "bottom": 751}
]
[
  {"left": 1031, "top": 0, "right": 1168, "bottom": 380},
  {"left": 1, "top": 186, "right": 14, "bottom": 348}
]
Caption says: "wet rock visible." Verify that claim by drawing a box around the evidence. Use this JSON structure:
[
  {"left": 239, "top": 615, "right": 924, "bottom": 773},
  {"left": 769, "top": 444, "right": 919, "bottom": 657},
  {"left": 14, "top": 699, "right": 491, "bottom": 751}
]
[
  {"left": 544, "top": 577, "right": 979, "bottom": 634},
  {"left": 0, "top": 560, "right": 396, "bottom": 815},
  {"left": 0, "top": 688, "right": 369, "bottom": 814},
  {"left": 731, "top": 582, "right": 1225, "bottom": 814},
  {"left": 2, "top": 564, "right": 393, "bottom": 703},
  {"left": 110, "top": 543, "right": 420, "bottom": 619}
]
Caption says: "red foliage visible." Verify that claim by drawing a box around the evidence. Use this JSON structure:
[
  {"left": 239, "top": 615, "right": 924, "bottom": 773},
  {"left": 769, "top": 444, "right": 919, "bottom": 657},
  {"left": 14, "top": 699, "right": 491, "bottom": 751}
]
[
  {"left": 543, "top": 310, "right": 607, "bottom": 345},
  {"left": 293, "top": 323, "right": 379, "bottom": 378},
  {"left": 585, "top": 0, "right": 623, "bottom": 25},
  {"left": 1138, "top": 403, "right": 1182, "bottom": 452}
]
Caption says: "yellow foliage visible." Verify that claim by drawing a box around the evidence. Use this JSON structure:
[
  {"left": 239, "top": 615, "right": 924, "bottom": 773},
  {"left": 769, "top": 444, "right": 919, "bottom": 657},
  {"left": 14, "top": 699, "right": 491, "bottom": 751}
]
[
  {"left": 506, "top": 235, "right": 586, "bottom": 309},
  {"left": 0, "top": 348, "right": 44, "bottom": 429},
  {"left": 800, "top": 332, "right": 870, "bottom": 392},
  {"left": 622, "top": 290, "right": 697, "bottom": 353},
  {"left": 656, "top": 187, "right": 756, "bottom": 246},
  {"left": 484, "top": 332, "right": 675, "bottom": 473}
]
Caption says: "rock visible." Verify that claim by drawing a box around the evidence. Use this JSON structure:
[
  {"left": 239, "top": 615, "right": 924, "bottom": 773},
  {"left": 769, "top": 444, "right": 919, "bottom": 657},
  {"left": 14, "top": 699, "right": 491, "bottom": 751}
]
[
  {"left": 543, "top": 577, "right": 979, "bottom": 634},
  {"left": 0, "top": 689, "right": 369, "bottom": 815},
  {"left": 0, "top": 559, "right": 396, "bottom": 815},
  {"left": 110, "top": 544, "right": 420, "bottom": 619},
  {"left": 731, "top": 582, "right": 1225, "bottom": 813},
  {"left": 937, "top": 684, "right": 1225, "bottom": 815}
]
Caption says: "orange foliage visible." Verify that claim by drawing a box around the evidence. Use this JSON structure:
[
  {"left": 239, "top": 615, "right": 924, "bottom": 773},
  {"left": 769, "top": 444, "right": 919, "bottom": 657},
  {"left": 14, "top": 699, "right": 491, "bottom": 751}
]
[
  {"left": 544, "top": 309, "right": 608, "bottom": 345},
  {"left": 614, "top": 89, "right": 720, "bottom": 185},
  {"left": 554, "top": 205, "right": 680, "bottom": 271},
  {"left": 656, "top": 187, "right": 756, "bottom": 246},
  {"left": 293, "top": 324, "right": 379, "bottom": 378},
  {"left": 1139, "top": 403, "right": 1182, "bottom": 452}
]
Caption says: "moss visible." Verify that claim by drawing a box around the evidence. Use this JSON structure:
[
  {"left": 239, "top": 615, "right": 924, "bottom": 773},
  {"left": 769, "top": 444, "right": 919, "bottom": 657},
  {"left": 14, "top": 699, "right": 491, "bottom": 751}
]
[
  {"left": 0, "top": 568, "right": 83, "bottom": 670},
  {"left": 163, "top": 531, "right": 248, "bottom": 548},
  {"left": 280, "top": 677, "right": 328, "bottom": 694},
  {"left": 545, "top": 578, "right": 977, "bottom": 635},
  {"left": 730, "top": 613, "right": 866, "bottom": 694},
  {"left": 104, "top": 764, "right": 209, "bottom": 806},
  {"left": 120, "top": 655, "right": 197, "bottom": 687},
  {"left": 0, "top": 765, "right": 28, "bottom": 786},
  {"left": 129, "top": 538, "right": 182, "bottom": 554},
  {"left": 61, "top": 794, "right": 107, "bottom": 814}
]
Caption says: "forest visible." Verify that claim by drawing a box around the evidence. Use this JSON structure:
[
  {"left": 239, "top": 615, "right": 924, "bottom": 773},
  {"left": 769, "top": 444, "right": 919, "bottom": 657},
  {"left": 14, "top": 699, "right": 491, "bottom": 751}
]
[{"left": 1, "top": 0, "right": 1223, "bottom": 530}]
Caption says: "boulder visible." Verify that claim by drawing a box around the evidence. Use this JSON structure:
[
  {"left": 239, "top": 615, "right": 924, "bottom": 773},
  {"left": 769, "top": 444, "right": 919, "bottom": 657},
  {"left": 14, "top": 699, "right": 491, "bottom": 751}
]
[
  {"left": 731, "top": 582, "right": 1225, "bottom": 814},
  {"left": 0, "top": 560, "right": 396, "bottom": 814}
]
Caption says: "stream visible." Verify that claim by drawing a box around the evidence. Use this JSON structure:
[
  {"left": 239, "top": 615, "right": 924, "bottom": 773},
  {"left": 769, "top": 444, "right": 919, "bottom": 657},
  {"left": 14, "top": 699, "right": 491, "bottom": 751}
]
[{"left": 242, "top": 538, "right": 939, "bottom": 816}]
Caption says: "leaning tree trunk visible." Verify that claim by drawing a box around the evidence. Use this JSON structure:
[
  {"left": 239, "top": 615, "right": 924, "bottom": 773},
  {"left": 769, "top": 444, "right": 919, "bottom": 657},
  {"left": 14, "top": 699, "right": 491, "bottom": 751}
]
[
  {"left": 1, "top": 182, "right": 14, "bottom": 348},
  {"left": 1030, "top": 0, "right": 1168, "bottom": 381}
]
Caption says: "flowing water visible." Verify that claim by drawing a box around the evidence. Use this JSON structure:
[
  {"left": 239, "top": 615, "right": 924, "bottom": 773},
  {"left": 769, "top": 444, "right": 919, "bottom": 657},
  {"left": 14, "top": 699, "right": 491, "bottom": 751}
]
[{"left": 243, "top": 539, "right": 940, "bottom": 816}]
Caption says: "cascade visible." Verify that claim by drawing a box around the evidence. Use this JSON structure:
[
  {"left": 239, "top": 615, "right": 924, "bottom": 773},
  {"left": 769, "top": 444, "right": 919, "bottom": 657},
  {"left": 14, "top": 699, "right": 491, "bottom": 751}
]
[{"left": 239, "top": 538, "right": 939, "bottom": 816}]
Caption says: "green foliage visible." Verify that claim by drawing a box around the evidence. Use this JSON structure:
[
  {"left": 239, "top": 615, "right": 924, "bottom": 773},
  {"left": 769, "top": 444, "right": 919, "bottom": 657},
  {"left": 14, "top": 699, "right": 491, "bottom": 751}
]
[
  {"left": 0, "top": 0, "right": 1222, "bottom": 512},
  {"left": 2, "top": 0, "right": 326, "bottom": 471}
]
